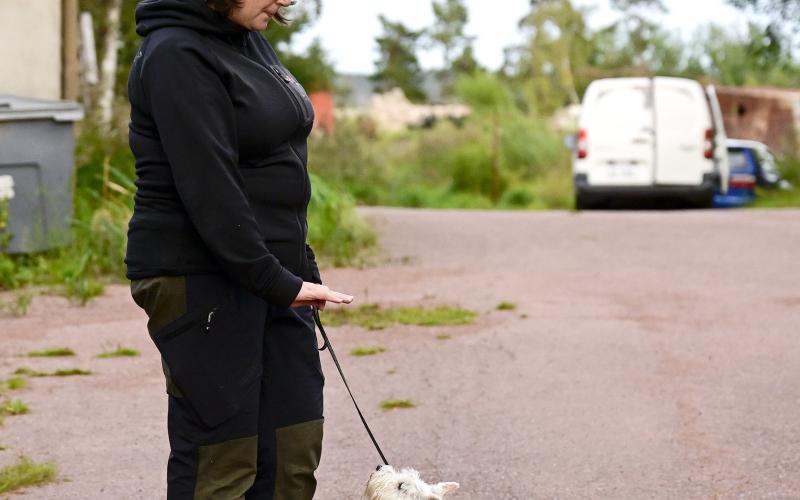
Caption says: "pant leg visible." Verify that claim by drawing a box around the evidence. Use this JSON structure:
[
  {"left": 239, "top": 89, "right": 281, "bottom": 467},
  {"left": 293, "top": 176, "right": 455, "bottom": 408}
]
[
  {"left": 246, "top": 305, "right": 325, "bottom": 500},
  {"left": 131, "top": 274, "right": 268, "bottom": 500}
]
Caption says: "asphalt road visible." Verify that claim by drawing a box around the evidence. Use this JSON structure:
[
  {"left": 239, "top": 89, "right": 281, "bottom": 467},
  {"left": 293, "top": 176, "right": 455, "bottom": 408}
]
[{"left": 2, "top": 207, "right": 799, "bottom": 499}]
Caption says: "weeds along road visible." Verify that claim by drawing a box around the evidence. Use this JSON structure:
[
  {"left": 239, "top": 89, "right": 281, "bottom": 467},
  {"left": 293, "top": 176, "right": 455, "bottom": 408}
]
[{"left": 2, "top": 207, "right": 799, "bottom": 499}]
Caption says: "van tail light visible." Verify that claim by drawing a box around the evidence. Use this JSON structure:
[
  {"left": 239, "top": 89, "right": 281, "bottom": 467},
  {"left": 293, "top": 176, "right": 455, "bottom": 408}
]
[
  {"left": 704, "top": 128, "right": 714, "bottom": 159},
  {"left": 577, "top": 129, "right": 588, "bottom": 159}
]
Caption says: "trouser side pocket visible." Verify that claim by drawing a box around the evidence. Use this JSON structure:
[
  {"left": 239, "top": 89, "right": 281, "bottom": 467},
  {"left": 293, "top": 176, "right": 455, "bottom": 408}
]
[{"left": 131, "top": 275, "right": 266, "bottom": 428}]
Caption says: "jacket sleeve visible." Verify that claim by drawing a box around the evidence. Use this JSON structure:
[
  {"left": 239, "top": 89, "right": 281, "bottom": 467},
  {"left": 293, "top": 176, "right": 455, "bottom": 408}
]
[
  {"left": 140, "top": 36, "right": 302, "bottom": 307},
  {"left": 305, "top": 243, "right": 322, "bottom": 285}
]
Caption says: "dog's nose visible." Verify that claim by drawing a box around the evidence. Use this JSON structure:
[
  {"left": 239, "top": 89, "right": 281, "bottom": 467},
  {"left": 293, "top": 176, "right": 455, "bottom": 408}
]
[{"left": 375, "top": 465, "right": 383, "bottom": 471}]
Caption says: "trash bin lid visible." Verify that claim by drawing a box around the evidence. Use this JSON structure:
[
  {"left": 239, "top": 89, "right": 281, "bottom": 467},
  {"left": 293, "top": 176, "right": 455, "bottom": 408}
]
[{"left": 0, "top": 94, "right": 84, "bottom": 123}]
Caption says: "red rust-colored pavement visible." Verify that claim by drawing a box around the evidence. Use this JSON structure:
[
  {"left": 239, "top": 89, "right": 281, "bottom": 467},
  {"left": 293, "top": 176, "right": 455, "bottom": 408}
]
[{"left": 1, "top": 207, "right": 799, "bottom": 499}]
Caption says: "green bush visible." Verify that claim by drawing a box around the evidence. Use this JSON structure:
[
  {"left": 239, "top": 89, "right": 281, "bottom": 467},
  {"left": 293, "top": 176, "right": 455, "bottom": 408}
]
[
  {"left": 501, "top": 114, "right": 568, "bottom": 177},
  {"left": 499, "top": 183, "right": 537, "bottom": 209},
  {"left": 531, "top": 162, "right": 576, "bottom": 210},
  {"left": 309, "top": 74, "right": 572, "bottom": 211},
  {"left": 308, "top": 119, "right": 390, "bottom": 205},
  {"left": 446, "top": 141, "right": 503, "bottom": 196},
  {"left": 307, "top": 173, "right": 377, "bottom": 267},
  {"left": 752, "top": 156, "right": 800, "bottom": 208},
  {"left": 454, "top": 72, "right": 514, "bottom": 114}
]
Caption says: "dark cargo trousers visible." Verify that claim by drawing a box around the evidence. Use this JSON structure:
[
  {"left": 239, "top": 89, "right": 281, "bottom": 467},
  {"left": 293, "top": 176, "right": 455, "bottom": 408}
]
[{"left": 130, "top": 274, "right": 324, "bottom": 500}]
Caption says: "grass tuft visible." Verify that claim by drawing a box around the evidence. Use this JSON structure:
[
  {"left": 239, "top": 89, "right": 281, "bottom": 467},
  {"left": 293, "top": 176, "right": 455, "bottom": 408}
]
[
  {"left": 13, "top": 367, "right": 91, "bottom": 378},
  {"left": 0, "top": 400, "right": 29, "bottom": 416},
  {"left": 322, "top": 303, "right": 476, "bottom": 330},
  {"left": 435, "top": 334, "right": 451, "bottom": 340},
  {"left": 96, "top": 347, "right": 139, "bottom": 358},
  {"left": 496, "top": 301, "right": 517, "bottom": 311},
  {"left": 6, "top": 377, "right": 26, "bottom": 390},
  {"left": 26, "top": 348, "right": 74, "bottom": 358},
  {"left": 0, "top": 377, "right": 27, "bottom": 393},
  {"left": 0, "top": 291, "right": 33, "bottom": 317},
  {"left": 0, "top": 456, "right": 57, "bottom": 494},
  {"left": 380, "top": 399, "right": 416, "bottom": 410},
  {"left": 349, "top": 346, "right": 386, "bottom": 357},
  {"left": 51, "top": 369, "right": 93, "bottom": 377}
]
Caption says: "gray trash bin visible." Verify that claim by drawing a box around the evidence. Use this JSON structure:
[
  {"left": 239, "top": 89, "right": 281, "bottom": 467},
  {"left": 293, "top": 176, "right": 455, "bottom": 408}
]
[{"left": 0, "top": 95, "right": 84, "bottom": 253}]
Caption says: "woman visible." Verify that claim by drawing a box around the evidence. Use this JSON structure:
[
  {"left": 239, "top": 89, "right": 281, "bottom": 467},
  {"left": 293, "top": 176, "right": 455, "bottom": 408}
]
[{"left": 125, "top": 0, "right": 353, "bottom": 498}]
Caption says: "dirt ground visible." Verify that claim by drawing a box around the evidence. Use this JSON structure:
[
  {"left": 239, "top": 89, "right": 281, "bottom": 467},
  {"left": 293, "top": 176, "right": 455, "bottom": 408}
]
[{"left": 2, "top": 206, "right": 799, "bottom": 499}]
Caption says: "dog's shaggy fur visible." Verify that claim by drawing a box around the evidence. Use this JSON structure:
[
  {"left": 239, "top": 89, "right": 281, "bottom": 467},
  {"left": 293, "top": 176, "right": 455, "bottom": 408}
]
[{"left": 363, "top": 465, "right": 459, "bottom": 500}]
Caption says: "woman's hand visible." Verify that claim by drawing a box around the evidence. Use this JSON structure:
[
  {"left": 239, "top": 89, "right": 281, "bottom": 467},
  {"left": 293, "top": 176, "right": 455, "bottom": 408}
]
[{"left": 291, "top": 281, "right": 354, "bottom": 310}]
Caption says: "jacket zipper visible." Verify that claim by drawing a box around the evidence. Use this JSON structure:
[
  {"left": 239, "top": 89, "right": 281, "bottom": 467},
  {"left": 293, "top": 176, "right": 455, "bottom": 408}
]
[
  {"left": 266, "top": 65, "right": 312, "bottom": 275},
  {"left": 289, "top": 143, "right": 308, "bottom": 274},
  {"left": 267, "top": 66, "right": 312, "bottom": 124}
]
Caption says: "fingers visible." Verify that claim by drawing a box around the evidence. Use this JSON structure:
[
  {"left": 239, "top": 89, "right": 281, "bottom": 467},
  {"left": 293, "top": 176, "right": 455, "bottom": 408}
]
[
  {"left": 311, "top": 283, "right": 353, "bottom": 304},
  {"left": 325, "top": 290, "right": 354, "bottom": 304},
  {"left": 295, "top": 282, "right": 354, "bottom": 307}
]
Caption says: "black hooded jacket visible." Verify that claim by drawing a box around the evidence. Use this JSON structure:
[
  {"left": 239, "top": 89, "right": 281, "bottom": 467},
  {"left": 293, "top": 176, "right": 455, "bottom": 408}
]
[{"left": 125, "top": 0, "right": 322, "bottom": 307}]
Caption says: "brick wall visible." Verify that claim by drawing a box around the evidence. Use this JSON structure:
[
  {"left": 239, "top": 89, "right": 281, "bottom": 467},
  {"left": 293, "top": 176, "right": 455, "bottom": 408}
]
[{"left": 716, "top": 87, "right": 800, "bottom": 156}]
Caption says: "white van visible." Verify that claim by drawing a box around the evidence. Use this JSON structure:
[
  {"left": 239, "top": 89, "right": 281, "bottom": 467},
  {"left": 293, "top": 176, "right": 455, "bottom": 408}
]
[{"left": 573, "top": 77, "right": 729, "bottom": 209}]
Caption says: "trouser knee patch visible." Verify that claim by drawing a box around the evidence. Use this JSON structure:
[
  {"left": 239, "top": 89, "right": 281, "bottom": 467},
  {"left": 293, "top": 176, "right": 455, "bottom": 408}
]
[
  {"left": 194, "top": 435, "right": 258, "bottom": 500},
  {"left": 273, "top": 419, "right": 324, "bottom": 500}
]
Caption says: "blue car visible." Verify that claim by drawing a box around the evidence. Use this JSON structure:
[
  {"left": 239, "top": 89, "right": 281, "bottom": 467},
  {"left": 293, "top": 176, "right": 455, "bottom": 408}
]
[{"left": 713, "top": 139, "right": 791, "bottom": 208}]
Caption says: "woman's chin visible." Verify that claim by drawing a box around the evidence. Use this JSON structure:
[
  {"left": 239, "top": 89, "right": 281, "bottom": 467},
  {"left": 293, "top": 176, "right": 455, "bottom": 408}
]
[{"left": 249, "top": 15, "right": 271, "bottom": 31}]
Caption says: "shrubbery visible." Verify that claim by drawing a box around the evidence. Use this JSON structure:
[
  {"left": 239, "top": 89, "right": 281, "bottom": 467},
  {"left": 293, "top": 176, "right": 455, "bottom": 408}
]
[
  {"left": 753, "top": 156, "right": 800, "bottom": 208},
  {"left": 308, "top": 73, "right": 574, "bottom": 211}
]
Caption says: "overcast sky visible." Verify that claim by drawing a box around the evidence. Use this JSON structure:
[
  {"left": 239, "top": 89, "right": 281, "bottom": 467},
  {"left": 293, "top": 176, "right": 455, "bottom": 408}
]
[{"left": 291, "top": 0, "right": 750, "bottom": 75}]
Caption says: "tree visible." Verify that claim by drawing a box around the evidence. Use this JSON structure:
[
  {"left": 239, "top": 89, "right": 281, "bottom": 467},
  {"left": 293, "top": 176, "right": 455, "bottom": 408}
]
[
  {"left": 430, "top": 0, "right": 477, "bottom": 88},
  {"left": 726, "top": 0, "right": 799, "bottom": 56},
  {"left": 431, "top": 0, "right": 469, "bottom": 67},
  {"left": 281, "top": 38, "right": 336, "bottom": 94},
  {"left": 265, "top": 1, "right": 335, "bottom": 91},
  {"left": 607, "top": 0, "right": 667, "bottom": 71},
  {"left": 514, "top": 0, "right": 595, "bottom": 114},
  {"left": 372, "top": 16, "right": 427, "bottom": 102},
  {"left": 78, "top": 0, "right": 139, "bottom": 117},
  {"left": 685, "top": 22, "right": 800, "bottom": 87},
  {"left": 727, "top": 0, "right": 799, "bottom": 29},
  {"left": 454, "top": 73, "right": 514, "bottom": 202},
  {"left": 452, "top": 45, "right": 480, "bottom": 76},
  {"left": 98, "top": 0, "right": 123, "bottom": 131},
  {"left": 265, "top": 0, "right": 321, "bottom": 50}
]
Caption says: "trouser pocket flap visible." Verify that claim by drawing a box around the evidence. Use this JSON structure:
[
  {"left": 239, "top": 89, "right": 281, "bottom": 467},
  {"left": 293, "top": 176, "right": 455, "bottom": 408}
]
[{"left": 154, "top": 304, "right": 262, "bottom": 428}]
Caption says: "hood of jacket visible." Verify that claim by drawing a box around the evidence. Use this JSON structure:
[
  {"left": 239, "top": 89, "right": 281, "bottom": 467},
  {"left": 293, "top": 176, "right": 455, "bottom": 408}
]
[{"left": 135, "top": 0, "right": 249, "bottom": 38}]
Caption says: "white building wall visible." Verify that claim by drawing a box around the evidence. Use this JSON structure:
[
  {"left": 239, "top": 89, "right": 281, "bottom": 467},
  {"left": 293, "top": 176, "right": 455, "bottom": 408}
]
[{"left": 0, "top": 0, "right": 63, "bottom": 100}]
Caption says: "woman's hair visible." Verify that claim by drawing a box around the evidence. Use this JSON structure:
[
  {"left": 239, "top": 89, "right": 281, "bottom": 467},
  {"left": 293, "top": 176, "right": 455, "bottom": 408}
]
[{"left": 207, "top": 0, "right": 290, "bottom": 25}]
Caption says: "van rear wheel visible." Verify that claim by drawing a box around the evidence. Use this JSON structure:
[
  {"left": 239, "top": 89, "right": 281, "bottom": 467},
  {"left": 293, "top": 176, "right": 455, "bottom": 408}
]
[
  {"left": 575, "top": 192, "right": 595, "bottom": 210},
  {"left": 694, "top": 193, "right": 714, "bottom": 209}
]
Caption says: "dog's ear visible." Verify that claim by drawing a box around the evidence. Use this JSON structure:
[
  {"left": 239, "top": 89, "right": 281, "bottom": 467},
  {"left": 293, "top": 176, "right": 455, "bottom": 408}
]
[{"left": 434, "top": 482, "right": 459, "bottom": 495}]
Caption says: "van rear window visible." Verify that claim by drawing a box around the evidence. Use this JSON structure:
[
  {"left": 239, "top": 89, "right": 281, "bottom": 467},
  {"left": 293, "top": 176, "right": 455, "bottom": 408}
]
[
  {"left": 656, "top": 87, "right": 698, "bottom": 127},
  {"left": 592, "top": 87, "right": 651, "bottom": 128}
]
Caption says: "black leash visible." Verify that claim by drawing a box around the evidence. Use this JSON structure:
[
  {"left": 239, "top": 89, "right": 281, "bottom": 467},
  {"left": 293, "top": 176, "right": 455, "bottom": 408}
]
[{"left": 311, "top": 305, "right": 390, "bottom": 466}]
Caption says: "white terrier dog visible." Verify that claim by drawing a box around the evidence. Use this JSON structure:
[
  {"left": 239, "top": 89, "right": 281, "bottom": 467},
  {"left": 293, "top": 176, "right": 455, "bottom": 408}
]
[{"left": 363, "top": 465, "right": 459, "bottom": 500}]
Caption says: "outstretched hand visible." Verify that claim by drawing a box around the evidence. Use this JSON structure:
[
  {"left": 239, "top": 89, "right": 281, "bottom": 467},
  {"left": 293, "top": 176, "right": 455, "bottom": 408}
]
[{"left": 291, "top": 281, "right": 354, "bottom": 310}]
